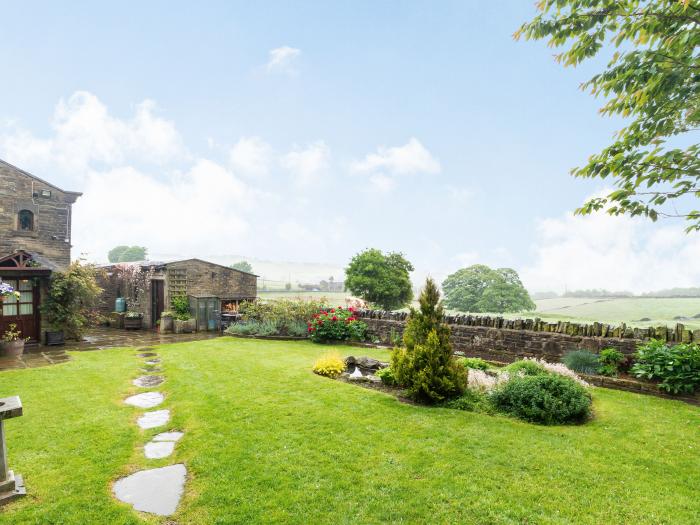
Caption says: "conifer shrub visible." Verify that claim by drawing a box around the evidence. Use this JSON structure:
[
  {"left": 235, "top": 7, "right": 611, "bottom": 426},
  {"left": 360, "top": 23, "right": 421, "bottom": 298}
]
[
  {"left": 390, "top": 278, "right": 466, "bottom": 403},
  {"left": 491, "top": 374, "right": 592, "bottom": 425}
]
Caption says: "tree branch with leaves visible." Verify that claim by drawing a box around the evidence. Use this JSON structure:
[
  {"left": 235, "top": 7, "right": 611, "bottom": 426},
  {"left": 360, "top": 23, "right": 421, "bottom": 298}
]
[{"left": 516, "top": 0, "right": 700, "bottom": 231}]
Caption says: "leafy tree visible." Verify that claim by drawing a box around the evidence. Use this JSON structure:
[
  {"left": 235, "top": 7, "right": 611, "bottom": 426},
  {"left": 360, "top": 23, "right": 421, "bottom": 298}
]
[
  {"left": 230, "top": 260, "right": 254, "bottom": 273},
  {"left": 41, "top": 261, "right": 103, "bottom": 339},
  {"left": 442, "top": 265, "right": 535, "bottom": 313},
  {"left": 344, "top": 248, "right": 414, "bottom": 310},
  {"left": 516, "top": 1, "right": 700, "bottom": 231},
  {"left": 108, "top": 245, "right": 147, "bottom": 263},
  {"left": 391, "top": 278, "right": 466, "bottom": 403}
]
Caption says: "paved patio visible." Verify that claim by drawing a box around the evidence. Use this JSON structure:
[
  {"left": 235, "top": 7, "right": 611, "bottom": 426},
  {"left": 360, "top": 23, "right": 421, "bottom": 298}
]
[{"left": 0, "top": 328, "right": 222, "bottom": 372}]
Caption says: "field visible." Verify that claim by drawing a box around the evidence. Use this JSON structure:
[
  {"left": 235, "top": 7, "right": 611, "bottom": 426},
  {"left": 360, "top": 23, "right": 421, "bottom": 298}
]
[
  {"left": 258, "top": 290, "right": 700, "bottom": 329},
  {"left": 258, "top": 290, "right": 352, "bottom": 304},
  {"left": 527, "top": 297, "right": 700, "bottom": 329},
  {"left": 1, "top": 338, "right": 699, "bottom": 524}
]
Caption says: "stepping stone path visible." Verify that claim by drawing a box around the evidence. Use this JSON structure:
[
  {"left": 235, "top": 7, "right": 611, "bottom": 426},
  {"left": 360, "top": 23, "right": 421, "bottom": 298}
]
[
  {"left": 144, "top": 431, "right": 184, "bottom": 459},
  {"left": 124, "top": 392, "right": 164, "bottom": 409},
  {"left": 133, "top": 375, "right": 164, "bottom": 388},
  {"left": 115, "top": 350, "right": 188, "bottom": 517},
  {"left": 113, "top": 464, "right": 186, "bottom": 516}
]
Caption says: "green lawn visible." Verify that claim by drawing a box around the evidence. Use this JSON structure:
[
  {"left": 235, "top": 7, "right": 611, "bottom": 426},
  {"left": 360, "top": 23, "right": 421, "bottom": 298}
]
[{"left": 1, "top": 338, "right": 700, "bottom": 524}]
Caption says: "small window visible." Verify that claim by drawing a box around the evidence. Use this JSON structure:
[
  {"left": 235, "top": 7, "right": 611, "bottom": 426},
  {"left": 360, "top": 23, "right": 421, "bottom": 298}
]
[{"left": 18, "top": 210, "right": 34, "bottom": 231}]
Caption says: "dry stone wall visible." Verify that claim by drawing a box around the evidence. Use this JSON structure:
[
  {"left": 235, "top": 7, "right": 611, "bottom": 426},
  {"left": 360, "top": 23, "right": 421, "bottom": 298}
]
[{"left": 355, "top": 310, "right": 678, "bottom": 362}]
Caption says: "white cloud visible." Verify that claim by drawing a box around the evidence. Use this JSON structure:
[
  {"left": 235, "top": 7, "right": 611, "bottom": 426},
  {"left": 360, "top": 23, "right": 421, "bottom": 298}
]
[
  {"left": 229, "top": 136, "right": 272, "bottom": 177},
  {"left": 0, "top": 92, "right": 183, "bottom": 180},
  {"left": 352, "top": 138, "right": 440, "bottom": 176},
  {"left": 280, "top": 141, "right": 330, "bottom": 185},
  {"left": 266, "top": 46, "right": 301, "bottom": 74},
  {"left": 521, "top": 207, "right": 700, "bottom": 293},
  {"left": 351, "top": 138, "right": 440, "bottom": 191}
]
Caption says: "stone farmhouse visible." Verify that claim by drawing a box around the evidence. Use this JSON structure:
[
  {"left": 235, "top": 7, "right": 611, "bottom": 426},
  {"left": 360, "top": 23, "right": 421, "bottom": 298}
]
[
  {"left": 0, "top": 159, "right": 81, "bottom": 343},
  {"left": 1, "top": 158, "right": 258, "bottom": 343}
]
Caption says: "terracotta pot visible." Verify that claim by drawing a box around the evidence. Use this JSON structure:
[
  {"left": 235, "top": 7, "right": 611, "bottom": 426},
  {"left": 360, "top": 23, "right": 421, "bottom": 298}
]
[{"left": 1, "top": 339, "right": 25, "bottom": 357}]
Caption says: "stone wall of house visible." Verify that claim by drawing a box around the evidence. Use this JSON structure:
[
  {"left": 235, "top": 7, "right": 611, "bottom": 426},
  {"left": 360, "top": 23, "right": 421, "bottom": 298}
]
[
  {"left": 356, "top": 310, "right": 657, "bottom": 363},
  {"left": 0, "top": 160, "right": 80, "bottom": 269},
  {"left": 164, "top": 259, "right": 257, "bottom": 305}
]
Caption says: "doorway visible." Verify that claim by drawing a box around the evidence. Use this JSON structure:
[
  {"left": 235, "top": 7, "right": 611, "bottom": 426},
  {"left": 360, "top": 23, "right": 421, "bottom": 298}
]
[{"left": 151, "top": 280, "right": 165, "bottom": 328}]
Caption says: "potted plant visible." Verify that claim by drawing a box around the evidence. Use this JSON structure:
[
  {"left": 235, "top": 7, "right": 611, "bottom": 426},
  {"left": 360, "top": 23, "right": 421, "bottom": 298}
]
[
  {"left": 1, "top": 324, "right": 28, "bottom": 357},
  {"left": 124, "top": 311, "right": 144, "bottom": 330},
  {"left": 160, "top": 311, "right": 175, "bottom": 333},
  {"left": 0, "top": 280, "right": 20, "bottom": 301}
]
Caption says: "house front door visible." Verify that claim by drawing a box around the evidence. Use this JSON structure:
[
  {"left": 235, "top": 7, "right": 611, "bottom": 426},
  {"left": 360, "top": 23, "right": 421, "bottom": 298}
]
[{"left": 0, "top": 278, "right": 40, "bottom": 343}]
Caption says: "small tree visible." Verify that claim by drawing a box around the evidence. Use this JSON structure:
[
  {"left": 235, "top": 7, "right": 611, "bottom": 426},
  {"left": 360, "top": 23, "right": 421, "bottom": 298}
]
[
  {"left": 391, "top": 278, "right": 466, "bottom": 403},
  {"left": 42, "top": 261, "right": 103, "bottom": 339},
  {"left": 231, "top": 260, "right": 253, "bottom": 273},
  {"left": 442, "top": 265, "right": 535, "bottom": 313},
  {"left": 108, "top": 245, "right": 147, "bottom": 263},
  {"left": 345, "top": 248, "right": 414, "bottom": 310}
]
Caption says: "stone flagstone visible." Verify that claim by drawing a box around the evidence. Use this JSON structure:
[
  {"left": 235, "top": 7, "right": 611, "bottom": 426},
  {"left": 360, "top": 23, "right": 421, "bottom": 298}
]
[
  {"left": 136, "top": 352, "right": 157, "bottom": 358},
  {"left": 113, "top": 464, "right": 186, "bottom": 516},
  {"left": 137, "top": 410, "right": 170, "bottom": 429},
  {"left": 124, "top": 392, "right": 164, "bottom": 409},
  {"left": 145, "top": 359, "right": 160, "bottom": 365},
  {"left": 144, "top": 431, "right": 184, "bottom": 459},
  {"left": 133, "top": 375, "right": 164, "bottom": 388}
]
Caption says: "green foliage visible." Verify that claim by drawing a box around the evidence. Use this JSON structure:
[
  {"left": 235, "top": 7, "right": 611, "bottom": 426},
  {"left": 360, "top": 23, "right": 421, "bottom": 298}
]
[
  {"left": 230, "top": 260, "right": 254, "bottom": 273},
  {"left": 41, "top": 261, "right": 102, "bottom": 339},
  {"left": 492, "top": 374, "right": 592, "bottom": 425},
  {"left": 442, "top": 388, "right": 493, "bottom": 413},
  {"left": 391, "top": 278, "right": 466, "bottom": 403},
  {"left": 285, "top": 320, "right": 309, "bottom": 338},
  {"left": 108, "top": 245, "right": 147, "bottom": 263},
  {"left": 344, "top": 248, "right": 414, "bottom": 310},
  {"left": 504, "top": 359, "right": 548, "bottom": 377},
  {"left": 442, "top": 265, "right": 535, "bottom": 313},
  {"left": 308, "top": 307, "right": 368, "bottom": 343},
  {"left": 171, "top": 295, "right": 192, "bottom": 320},
  {"left": 563, "top": 350, "right": 600, "bottom": 375},
  {"left": 631, "top": 339, "right": 700, "bottom": 394},
  {"left": 457, "top": 357, "right": 490, "bottom": 371},
  {"left": 517, "top": 1, "right": 700, "bottom": 231},
  {"left": 241, "top": 298, "right": 328, "bottom": 336},
  {"left": 312, "top": 352, "right": 345, "bottom": 378},
  {"left": 376, "top": 367, "right": 397, "bottom": 386},
  {"left": 598, "top": 348, "right": 626, "bottom": 377}
]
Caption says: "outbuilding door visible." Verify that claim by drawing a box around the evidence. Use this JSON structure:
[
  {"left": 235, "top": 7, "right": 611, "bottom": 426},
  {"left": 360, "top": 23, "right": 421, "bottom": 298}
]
[
  {"left": 151, "top": 279, "right": 165, "bottom": 328},
  {"left": 0, "top": 278, "right": 40, "bottom": 343}
]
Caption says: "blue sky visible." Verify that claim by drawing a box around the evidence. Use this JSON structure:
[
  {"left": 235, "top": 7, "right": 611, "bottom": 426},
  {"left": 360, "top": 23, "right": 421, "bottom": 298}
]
[{"left": 1, "top": 1, "right": 697, "bottom": 292}]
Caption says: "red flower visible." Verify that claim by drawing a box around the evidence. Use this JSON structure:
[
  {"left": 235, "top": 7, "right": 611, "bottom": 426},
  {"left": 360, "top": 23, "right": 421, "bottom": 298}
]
[
  {"left": 332, "top": 316, "right": 338, "bottom": 321},
  {"left": 348, "top": 307, "right": 354, "bottom": 312},
  {"left": 331, "top": 308, "right": 335, "bottom": 313}
]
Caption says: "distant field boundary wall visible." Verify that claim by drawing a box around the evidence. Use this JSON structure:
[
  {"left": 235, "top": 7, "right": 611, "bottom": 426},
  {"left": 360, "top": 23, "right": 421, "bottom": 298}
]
[{"left": 356, "top": 310, "right": 700, "bottom": 363}]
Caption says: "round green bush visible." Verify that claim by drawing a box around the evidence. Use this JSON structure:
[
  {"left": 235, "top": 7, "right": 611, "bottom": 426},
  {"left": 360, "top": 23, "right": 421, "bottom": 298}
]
[
  {"left": 504, "top": 359, "right": 548, "bottom": 377},
  {"left": 491, "top": 374, "right": 592, "bottom": 425}
]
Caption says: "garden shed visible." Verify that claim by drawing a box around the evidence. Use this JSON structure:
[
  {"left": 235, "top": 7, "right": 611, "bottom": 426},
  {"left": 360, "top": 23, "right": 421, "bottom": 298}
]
[{"left": 98, "top": 258, "right": 257, "bottom": 329}]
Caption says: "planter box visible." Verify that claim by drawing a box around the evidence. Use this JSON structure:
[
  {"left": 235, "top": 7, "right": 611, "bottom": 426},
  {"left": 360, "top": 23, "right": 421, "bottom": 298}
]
[
  {"left": 45, "top": 331, "right": 65, "bottom": 346},
  {"left": 1, "top": 340, "right": 25, "bottom": 357},
  {"left": 160, "top": 316, "right": 174, "bottom": 334},
  {"left": 124, "top": 317, "right": 143, "bottom": 330}
]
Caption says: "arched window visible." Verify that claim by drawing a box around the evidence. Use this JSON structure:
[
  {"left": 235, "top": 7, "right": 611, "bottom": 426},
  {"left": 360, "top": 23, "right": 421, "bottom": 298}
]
[{"left": 18, "top": 210, "right": 34, "bottom": 231}]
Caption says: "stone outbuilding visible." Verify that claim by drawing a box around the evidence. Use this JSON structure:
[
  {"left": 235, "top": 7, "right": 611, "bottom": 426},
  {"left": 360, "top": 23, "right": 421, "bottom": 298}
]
[
  {"left": 98, "top": 258, "right": 257, "bottom": 329},
  {"left": 0, "top": 159, "right": 81, "bottom": 343}
]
